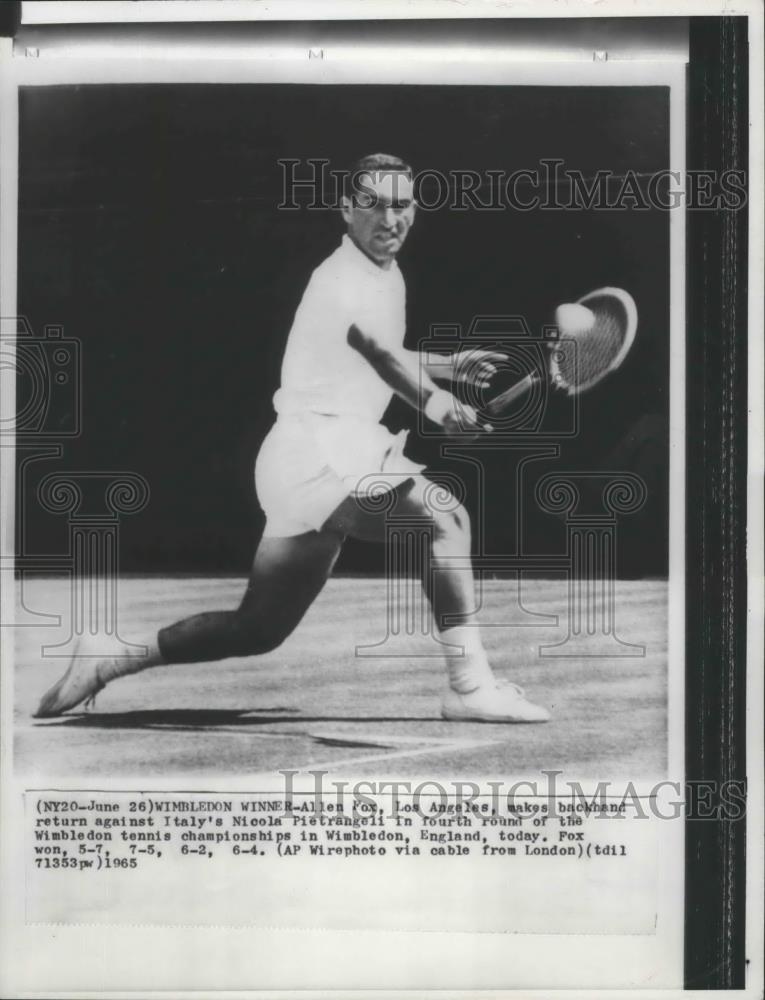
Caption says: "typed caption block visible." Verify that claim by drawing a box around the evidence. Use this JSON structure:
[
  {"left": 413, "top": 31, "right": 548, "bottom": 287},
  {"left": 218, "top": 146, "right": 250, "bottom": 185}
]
[{"left": 26, "top": 790, "right": 659, "bottom": 933}]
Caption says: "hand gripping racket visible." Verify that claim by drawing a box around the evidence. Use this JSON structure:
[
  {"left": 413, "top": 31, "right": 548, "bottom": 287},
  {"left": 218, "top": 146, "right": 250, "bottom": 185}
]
[{"left": 486, "top": 287, "right": 639, "bottom": 417}]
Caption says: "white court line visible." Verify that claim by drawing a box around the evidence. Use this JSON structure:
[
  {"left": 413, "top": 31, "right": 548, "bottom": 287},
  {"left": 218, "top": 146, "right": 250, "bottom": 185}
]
[
  {"left": 113, "top": 723, "right": 506, "bottom": 770},
  {"left": 22, "top": 717, "right": 514, "bottom": 773},
  {"left": 129, "top": 720, "right": 507, "bottom": 770}
]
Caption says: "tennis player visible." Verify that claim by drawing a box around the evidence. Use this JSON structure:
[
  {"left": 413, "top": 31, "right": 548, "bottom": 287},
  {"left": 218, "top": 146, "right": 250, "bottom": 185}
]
[{"left": 35, "top": 153, "right": 549, "bottom": 723}]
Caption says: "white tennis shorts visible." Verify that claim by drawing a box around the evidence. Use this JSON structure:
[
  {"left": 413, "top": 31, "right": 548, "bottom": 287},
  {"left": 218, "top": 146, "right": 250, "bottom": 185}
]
[{"left": 255, "top": 413, "right": 426, "bottom": 537}]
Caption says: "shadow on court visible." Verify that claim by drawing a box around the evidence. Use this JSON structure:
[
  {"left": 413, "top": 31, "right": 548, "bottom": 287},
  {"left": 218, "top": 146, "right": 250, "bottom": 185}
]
[
  {"left": 15, "top": 577, "right": 668, "bottom": 778},
  {"left": 33, "top": 709, "right": 446, "bottom": 729}
]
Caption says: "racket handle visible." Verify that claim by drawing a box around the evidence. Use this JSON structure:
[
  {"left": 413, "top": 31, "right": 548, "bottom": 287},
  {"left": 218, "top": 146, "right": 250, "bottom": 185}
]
[{"left": 486, "top": 372, "right": 537, "bottom": 416}]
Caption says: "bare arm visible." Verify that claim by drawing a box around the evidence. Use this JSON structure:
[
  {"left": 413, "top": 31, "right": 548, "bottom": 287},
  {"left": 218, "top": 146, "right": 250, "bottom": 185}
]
[
  {"left": 347, "top": 324, "right": 487, "bottom": 432},
  {"left": 348, "top": 324, "right": 437, "bottom": 410}
]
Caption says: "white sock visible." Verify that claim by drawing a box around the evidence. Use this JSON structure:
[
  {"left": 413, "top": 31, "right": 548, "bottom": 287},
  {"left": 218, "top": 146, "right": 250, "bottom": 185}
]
[
  {"left": 439, "top": 625, "right": 495, "bottom": 694},
  {"left": 93, "top": 635, "right": 166, "bottom": 684}
]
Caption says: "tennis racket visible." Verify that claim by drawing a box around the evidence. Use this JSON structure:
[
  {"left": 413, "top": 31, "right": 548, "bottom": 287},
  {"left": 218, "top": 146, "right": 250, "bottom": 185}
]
[{"left": 486, "top": 287, "right": 639, "bottom": 417}]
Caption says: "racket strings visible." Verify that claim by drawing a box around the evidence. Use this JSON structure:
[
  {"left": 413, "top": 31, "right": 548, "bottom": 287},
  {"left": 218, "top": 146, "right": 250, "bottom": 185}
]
[{"left": 554, "top": 304, "right": 628, "bottom": 392}]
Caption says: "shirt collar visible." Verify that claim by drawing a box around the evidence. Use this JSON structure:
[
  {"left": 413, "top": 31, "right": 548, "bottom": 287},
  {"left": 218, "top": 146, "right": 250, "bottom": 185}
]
[{"left": 341, "top": 234, "right": 399, "bottom": 278}]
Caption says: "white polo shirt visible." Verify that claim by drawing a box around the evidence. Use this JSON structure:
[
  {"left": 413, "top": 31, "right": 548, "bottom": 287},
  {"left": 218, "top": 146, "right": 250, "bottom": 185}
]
[{"left": 273, "top": 234, "right": 406, "bottom": 423}]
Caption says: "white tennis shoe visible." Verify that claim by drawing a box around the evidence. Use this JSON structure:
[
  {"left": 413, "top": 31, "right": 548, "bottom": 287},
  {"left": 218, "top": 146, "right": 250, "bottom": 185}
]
[
  {"left": 441, "top": 679, "right": 550, "bottom": 723},
  {"left": 34, "top": 636, "right": 109, "bottom": 718}
]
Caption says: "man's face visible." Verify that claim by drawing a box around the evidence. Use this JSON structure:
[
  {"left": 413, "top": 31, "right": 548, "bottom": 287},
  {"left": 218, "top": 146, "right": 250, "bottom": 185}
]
[{"left": 341, "top": 170, "right": 416, "bottom": 268}]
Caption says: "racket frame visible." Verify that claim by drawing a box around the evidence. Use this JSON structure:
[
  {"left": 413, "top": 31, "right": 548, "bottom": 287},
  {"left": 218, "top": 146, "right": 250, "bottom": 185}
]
[
  {"left": 549, "top": 286, "right": 639, "bottom": 395},
  {"left": 485, "top": 286, "right": 639, "bottom": 416}
]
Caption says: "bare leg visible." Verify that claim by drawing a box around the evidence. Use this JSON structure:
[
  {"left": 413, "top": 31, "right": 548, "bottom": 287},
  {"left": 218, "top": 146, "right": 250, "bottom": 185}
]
[
  {"left": 34, "top": 528, "right": 344, "bottom": 716},
  {"left": 325, "top": 475, "right": 476, "bottom": 633},
  {"left": 35, "top": 481, "right": 549, "bottom": 720},
  {"left": 325, "top": 475, "right": 550, "bottom": 720},
  {"left": 326, "top": 475, "right": 493, "bottom": 692},
  {"left": 158, "top": 530, "right": 344, "bottom": 663}
]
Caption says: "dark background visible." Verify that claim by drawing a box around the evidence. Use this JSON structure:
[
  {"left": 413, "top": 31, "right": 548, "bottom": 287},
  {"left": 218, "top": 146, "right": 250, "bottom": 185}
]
[{"left": 17, "top": 83, "right": 669, "bottom": 574}]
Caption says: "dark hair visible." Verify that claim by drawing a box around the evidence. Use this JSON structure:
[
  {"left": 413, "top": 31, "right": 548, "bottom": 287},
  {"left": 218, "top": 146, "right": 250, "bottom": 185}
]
[{"left": 343, "top": 152, "right": 413, "bottom": 200}]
